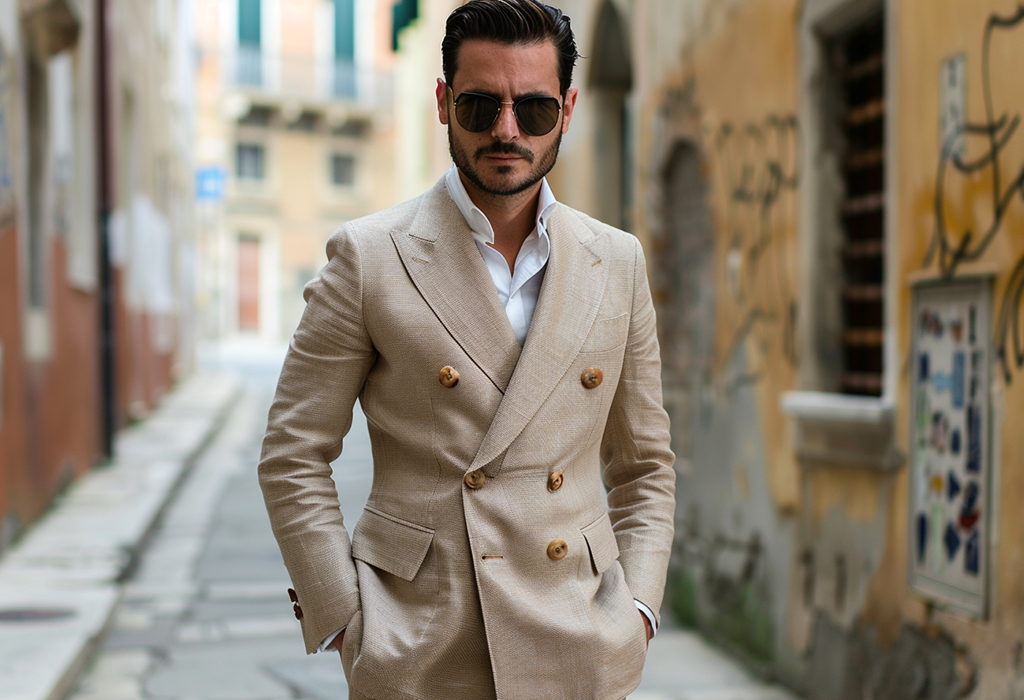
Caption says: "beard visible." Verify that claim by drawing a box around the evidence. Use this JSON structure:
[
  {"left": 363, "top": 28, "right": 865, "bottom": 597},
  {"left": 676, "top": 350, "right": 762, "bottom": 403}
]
[{"left": 448, "top": 126, "right": 562, "bottom": 197}]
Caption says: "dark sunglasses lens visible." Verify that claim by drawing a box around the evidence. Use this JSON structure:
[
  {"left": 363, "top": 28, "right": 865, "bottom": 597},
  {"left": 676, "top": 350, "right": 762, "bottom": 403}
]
[
  {"left": 516, "top": 97, "right": 560, "bottom": 136},
  {"left": 456, "top": 94, "right": 499, "bottom": 132}
]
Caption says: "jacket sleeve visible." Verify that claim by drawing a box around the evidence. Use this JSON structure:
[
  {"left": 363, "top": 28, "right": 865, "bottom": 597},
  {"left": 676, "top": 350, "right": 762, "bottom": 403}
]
[
  {"left": 600, "top": 236, "right": 676, "bottom": 623},
  {"left": 258, "top": 225, "right": 377, "bottom": 654}
]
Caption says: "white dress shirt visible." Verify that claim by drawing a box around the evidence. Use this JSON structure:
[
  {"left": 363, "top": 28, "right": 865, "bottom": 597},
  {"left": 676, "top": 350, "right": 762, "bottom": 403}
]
[
  {"left": 444, "top": 165, "right": 553, "bottom": 346},
  {"left": 318, "top": 166, "right": 655, "bottom": 652}
]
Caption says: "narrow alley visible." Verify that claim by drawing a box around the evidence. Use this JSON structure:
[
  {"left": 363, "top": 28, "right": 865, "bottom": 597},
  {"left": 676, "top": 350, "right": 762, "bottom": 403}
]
[{"left": 63, "top": 342, "right": 797, "bottom": 700}]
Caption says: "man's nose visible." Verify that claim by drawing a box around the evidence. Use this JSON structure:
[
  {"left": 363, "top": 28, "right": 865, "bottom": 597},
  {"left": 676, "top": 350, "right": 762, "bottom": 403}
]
[{"left": 490, "top": 103, "right": 520, "bottom": 141}]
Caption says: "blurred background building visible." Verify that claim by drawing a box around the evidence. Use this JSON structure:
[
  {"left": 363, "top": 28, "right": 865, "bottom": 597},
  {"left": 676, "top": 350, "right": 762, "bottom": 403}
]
[
  {"left": 0, "top": 0, "right": 196, "bottom": 552},
  {"left": 191, "top": 0, "right": 397, "bottom": 343},
  {"left": 4, "top": 1, "right": 1024, "bottom": 698}
]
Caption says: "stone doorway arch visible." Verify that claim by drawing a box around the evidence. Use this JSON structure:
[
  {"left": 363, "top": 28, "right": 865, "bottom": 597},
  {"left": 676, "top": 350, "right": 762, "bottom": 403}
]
[{"left": 588, "top": 0, "right": 632, "bottom": 230}]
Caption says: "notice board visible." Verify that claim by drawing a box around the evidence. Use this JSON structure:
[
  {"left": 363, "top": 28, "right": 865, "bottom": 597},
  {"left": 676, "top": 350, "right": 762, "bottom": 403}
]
[{"left": 909, "top": 280, "right": 991, "bottom": 616}]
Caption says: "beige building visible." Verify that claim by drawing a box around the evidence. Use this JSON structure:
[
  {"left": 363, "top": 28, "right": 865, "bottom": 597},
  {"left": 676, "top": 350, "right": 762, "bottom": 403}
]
[{"left": 193, "top": 0, "right": 397, "bottom": 342}]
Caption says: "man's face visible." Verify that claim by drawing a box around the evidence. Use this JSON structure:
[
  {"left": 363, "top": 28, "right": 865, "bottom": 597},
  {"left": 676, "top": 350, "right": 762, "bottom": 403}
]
[{"left": 436, "top": 39, "right": 578, "bottom": 197}]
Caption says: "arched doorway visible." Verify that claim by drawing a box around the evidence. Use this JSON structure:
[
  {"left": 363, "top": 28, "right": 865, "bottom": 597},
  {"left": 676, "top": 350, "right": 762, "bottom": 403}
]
[
  {"left": 588, "top": 0, "right": 632, "bottom": 230},
  {"left": 657, "top": 142, "right": 715, "bottom": 463}
]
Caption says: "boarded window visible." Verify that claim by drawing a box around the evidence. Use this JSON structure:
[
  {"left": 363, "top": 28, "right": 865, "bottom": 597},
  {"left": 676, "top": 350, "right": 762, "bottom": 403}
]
[{"left": 828, "top": 14, "right": 886, "bottom": 396}]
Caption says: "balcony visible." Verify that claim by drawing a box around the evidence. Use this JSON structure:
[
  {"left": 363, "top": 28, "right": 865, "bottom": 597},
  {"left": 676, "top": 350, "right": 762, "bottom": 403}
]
[{"left": 223, "top": 45, "right": 393, "bottom": 111}]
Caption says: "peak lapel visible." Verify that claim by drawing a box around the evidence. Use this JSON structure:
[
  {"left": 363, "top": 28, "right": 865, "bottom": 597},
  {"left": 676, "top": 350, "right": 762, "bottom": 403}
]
[
  {"left": 470, "top": 206, "right": 610, "bottom": 472},
  {"left": 391, "top": 180, "right": 521, "bottom": 393}
]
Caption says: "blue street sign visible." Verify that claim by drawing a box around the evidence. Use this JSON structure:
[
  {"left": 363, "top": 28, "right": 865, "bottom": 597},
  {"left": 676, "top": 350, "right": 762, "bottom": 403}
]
[{"left": 196, "top": 167, "right": 226, "bottom": 201}]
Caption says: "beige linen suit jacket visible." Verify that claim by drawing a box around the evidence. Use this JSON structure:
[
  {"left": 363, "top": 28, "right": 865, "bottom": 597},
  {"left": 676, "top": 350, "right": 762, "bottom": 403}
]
[{"left": 259, "top": 177, "right": 676, "bottom": 700}]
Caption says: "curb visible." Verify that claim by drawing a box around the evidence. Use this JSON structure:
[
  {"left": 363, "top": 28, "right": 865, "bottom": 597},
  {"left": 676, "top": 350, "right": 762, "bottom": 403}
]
[{"left": 0, "top": 371, "right": 242, "bottom": 700}]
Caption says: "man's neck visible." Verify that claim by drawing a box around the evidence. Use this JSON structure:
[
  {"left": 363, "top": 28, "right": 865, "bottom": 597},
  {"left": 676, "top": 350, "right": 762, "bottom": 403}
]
[{"left": 459, "top": 170, "right": 541, "bottom": 273}]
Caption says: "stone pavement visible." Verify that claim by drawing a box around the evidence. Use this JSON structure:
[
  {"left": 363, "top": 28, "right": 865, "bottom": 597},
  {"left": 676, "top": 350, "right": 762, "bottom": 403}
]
[
  {"left": 0, "top": 368, "right": 241, "bottom": 700},
  {"left": 50, "top": 341, "right": 798, "bottom": 700}
]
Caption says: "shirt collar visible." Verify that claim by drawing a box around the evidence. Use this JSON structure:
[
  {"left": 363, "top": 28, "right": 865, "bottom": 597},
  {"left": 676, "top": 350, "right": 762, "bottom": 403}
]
[{"left": 445, "top": 164, "right": 557, "bottom": 246}]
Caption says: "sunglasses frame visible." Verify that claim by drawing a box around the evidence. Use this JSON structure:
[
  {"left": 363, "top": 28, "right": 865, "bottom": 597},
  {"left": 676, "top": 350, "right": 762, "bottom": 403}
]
[{"left": 448, "top": 87, "right": 563, "bottom": 137}]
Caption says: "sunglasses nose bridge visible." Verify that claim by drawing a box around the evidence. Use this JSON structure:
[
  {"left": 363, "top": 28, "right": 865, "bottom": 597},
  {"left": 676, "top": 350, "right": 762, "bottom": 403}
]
[{"left": 491, "top": 101, "right": 521, "bottom": 138}]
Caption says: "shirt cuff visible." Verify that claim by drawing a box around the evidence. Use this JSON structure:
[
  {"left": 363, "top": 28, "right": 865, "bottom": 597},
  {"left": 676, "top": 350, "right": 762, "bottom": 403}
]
[
  {"left": 634, "top": 600, "right": 658, "bottom": 638},
  {"left": 318, "top": 626, "right": 346, "bottom": 653}
]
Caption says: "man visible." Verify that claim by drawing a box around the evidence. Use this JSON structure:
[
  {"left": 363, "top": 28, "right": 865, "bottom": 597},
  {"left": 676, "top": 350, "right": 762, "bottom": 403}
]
[{"left": 258, "top": 1, "right": 675, "bottom": 698}]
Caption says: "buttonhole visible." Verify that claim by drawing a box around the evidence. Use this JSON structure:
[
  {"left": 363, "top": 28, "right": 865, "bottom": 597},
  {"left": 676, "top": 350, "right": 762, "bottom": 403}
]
[
  {"left": 591, "top": 259, "right": 602, "bottom": 267},
  {"left": 481, "top": 554, "right": 504, "bottom": 560},
  {"left": 412, "top": 257, "right": 428, "bottom": 264}
]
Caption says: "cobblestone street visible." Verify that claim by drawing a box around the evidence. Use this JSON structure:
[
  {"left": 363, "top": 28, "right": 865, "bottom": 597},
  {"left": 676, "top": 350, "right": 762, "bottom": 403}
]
[{"left": 65, "top": 343, "right": 798, "bottom": 700}]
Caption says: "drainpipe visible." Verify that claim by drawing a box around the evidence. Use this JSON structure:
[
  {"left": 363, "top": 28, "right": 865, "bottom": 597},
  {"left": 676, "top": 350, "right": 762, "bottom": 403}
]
[{"left": 95, "top": 0, "right": 115, "bottom": 458}]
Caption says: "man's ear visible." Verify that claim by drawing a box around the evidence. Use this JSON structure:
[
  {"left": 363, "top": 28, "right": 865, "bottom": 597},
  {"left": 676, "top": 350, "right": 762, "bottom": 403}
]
[
  {"left": 436, "top": 78, "right": 450, "bottom": 126},
  {"left": 560, "top": 87, "right": 579, "bottom": 135}
]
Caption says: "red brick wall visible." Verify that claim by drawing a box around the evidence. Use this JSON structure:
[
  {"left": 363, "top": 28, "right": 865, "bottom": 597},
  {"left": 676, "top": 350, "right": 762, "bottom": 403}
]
[{"left": 0, "top": 233, "right": 103, "bottom": 536}]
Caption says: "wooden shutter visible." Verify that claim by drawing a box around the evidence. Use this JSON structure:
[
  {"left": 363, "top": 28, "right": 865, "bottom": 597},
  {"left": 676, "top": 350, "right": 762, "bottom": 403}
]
[{"left": 834, "top": 15, "right": 886, "bottom": 396}]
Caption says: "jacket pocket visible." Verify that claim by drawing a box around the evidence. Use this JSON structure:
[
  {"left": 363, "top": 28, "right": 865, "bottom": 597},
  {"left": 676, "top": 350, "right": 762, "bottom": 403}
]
[
  {"left": 351, "top": 506, "right": 435, "bottom": 581},
  {"left": 581, "top": 512, "right": 620, "bottom": 575},
  {"left": 580, "top": 312, "right": 629, "bottom": 353}
]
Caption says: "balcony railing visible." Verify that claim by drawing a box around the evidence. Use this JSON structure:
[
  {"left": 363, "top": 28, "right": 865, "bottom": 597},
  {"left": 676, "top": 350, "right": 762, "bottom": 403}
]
[{"left": 223, "top": 46, "right": 393, "bottom": 109}]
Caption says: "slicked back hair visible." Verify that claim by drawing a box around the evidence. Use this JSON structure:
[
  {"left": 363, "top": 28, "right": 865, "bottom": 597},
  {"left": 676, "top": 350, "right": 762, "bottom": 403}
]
[{"left": 442, "top": 0, "right": 579, "bottom": 97}]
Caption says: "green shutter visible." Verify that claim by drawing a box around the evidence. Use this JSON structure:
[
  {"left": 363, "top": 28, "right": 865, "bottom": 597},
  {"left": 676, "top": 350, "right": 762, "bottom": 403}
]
[
  {"left": 334, "top": 0, "right": 355, "bottom": 61},
  {"left": 239, "top": 0, "right": 261, "bottom": 47},
  {"left": 391, "top": 0, "right": 418, "bottom": 51}
]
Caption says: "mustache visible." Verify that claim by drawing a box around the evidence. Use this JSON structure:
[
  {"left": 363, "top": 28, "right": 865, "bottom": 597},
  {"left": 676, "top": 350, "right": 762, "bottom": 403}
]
[{"left": 474, "top": 142, "right": 534, "bottom": 163}]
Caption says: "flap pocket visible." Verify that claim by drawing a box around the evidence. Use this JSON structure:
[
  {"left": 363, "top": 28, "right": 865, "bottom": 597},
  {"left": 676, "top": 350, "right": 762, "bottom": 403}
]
[
  {"left": 581, "top": 512, "right": 620, "bottom": 575},
  {"left": 351, "top": 506, "right": 435, "bottom": 581}
]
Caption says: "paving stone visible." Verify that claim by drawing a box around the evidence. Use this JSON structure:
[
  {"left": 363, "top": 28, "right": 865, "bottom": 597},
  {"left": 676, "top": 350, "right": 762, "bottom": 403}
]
[
  {"left": 262, "top": 656, "right": 348, "bottom": 700},
  {"left": 145, "top": 638, "right": 304, "bottom": 700}
]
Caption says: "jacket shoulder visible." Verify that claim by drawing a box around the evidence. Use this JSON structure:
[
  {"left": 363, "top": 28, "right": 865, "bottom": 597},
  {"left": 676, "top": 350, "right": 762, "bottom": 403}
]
[
  {"left": 328, "top": 192, "right": 427, "bottom": 248},
  {"left": 555, "top": 204, "right": 641, "bottom": 260}
]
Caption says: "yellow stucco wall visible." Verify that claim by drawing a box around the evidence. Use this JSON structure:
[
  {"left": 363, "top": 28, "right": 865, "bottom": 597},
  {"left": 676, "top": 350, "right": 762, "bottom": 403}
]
[
  {"left": 688, "top": 0, "right": 802, "bottom": 511},
  {"left": 626, "top": 0, "right": 1024, "bottom": 689},
  {"left": 889, "top": 1, "right": 1024, "bottom": 690}
]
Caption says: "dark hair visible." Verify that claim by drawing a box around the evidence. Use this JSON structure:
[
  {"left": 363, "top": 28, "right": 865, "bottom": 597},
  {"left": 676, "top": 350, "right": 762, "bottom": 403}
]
[{"left": 442, "top": 0, "right": 579, "bottom": 96}]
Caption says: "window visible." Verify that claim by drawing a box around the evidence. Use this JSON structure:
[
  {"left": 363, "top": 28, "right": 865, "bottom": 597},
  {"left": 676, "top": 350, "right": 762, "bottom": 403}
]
[
  {"left": 236, "top": 143, "right": 265, "bottom": 180},
  {"left": 333, "top": 0, "right": 356, "bottom": 99},
  {"left": 330, "top": 153, "right": 355, "bottom": 186},
  {"left": 238, "top": 0, "right": 261, "bottom": 46},
  {"left": 827, "top": 14, "right": 886, "bottom": 396},
  {"left": 237, "top": 0, "right": 261, "bottom": 85},
  {"left": 26, "top": 52, "right": 48, "bottom": 310}
]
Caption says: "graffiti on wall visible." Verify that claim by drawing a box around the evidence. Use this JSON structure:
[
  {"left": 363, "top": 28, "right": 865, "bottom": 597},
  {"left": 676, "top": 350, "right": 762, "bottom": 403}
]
[
  {"left": 926, "top": 7, "right": 1024, "bottom": 384},
  {"left": 708, "top": 114, "right": 800, "bottom": 390}
]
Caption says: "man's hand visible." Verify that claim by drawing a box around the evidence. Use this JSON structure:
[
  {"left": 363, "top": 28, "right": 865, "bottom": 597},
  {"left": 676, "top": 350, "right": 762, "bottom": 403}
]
[
  {"left": 641, "top": 611, "right": 653, "bottom": 647},
  {"left": 329, "top": 630, "right": 346, "bottom": 654}
]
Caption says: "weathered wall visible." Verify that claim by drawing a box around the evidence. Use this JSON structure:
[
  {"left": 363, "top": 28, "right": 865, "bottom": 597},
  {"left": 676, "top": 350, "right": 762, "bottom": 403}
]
[
  {"left": 627, "top": 0, "right": 1024, "bottom": 696},
  {"left": 618, "top": 0, "right": 808, "bottom": 684}
]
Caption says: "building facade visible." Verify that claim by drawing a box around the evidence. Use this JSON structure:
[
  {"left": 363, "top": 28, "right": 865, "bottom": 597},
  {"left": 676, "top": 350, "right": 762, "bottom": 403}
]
[
  {"left": 393, "top": 0, "right": 1024, "bottom": 697},
  {"left": 0, "top": 0, "right": 196, "bottom": 551},
  {"left": 192, "top": 0, "right": 397, "bottom": 343}
]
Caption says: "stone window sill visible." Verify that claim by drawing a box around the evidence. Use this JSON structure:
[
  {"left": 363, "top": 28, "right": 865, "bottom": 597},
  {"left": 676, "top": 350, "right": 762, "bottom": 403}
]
[{"left": 781, "top": 391, "right": 903, "bottom": 471}]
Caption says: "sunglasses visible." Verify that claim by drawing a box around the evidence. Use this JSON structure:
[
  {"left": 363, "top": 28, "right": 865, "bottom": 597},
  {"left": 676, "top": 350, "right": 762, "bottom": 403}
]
[{"left": 450, "top": 88, "right": 562, "bottom": 137}]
